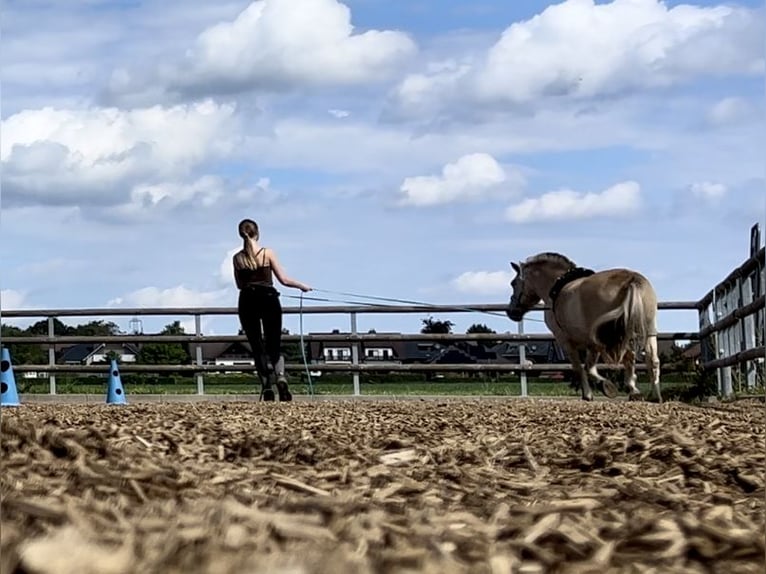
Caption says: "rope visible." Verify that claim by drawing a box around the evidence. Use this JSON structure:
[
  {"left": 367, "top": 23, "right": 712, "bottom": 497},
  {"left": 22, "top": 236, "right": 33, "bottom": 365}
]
[
  {"left": 311, "top": 288, "right": 548, "bottom": 323},
  {"left": 298, "top": 292, "right": 315, "bottom": 398},
  {"left": 289, "top": 286, "right": 547, "bottom": 400}
]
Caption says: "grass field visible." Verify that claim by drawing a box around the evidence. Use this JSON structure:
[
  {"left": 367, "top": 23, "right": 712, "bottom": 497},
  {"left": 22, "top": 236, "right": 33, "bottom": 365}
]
[{"left": 14, "top": 372, "right": 705, "bottom": 400}]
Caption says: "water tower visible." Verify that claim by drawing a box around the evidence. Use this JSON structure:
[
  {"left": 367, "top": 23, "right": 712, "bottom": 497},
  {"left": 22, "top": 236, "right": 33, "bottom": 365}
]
[{"left": 129, "top": 317, "right": 143, "bottom": 334}]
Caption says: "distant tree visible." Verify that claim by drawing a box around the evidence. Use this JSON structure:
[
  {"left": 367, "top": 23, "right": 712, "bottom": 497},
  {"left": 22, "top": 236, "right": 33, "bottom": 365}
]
[
  {"left": 466, "top": 323, "right": 499, "bottom": 349},
  {"left": 137, "top": 321, "right": 191, "bottom": 365},
  {"left": 25, "top": 318, "right": 73, "bottom": 336},
  {"left": 0, "top": 324, "right": 47, "bottom": 365},
  {"left": 466, "top": 323, "right": 496, "bottom": 334},
  {"left": 71, "top": 320, "right": 121, "bottom": 337},
  {"left": 420, "top": 316, "right": 454, "bottom": 334},
  {"left": 281, "top": 328, "right": 304, "bottom": 363}
]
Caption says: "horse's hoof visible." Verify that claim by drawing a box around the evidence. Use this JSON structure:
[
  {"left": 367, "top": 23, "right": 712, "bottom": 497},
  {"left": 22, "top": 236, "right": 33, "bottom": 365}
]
[
  {"left": 628, "top": 392, "right": 643, "bottom": 402},
  {"left": 600, "top": 380, "right": 618, "bottom": 399},
  {"left": 581, "top": 395, "right": 593, "bottom": 402}
]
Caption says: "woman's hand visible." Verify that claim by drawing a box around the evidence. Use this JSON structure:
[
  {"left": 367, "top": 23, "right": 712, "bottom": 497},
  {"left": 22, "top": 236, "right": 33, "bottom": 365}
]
[{"left": 298, "top": 283, "right": 313, "bottom": 293}]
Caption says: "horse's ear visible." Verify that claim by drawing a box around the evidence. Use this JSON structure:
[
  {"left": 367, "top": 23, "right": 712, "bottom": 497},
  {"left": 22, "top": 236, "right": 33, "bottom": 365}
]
[{"left": 511, "top": 261, "right": 520, "bottom": 274}]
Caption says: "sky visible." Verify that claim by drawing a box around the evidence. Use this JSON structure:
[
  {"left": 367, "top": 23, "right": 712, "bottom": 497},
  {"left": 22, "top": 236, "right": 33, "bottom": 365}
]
[{"left": 1, "top": 0, "right": 764, "bottom": 340}]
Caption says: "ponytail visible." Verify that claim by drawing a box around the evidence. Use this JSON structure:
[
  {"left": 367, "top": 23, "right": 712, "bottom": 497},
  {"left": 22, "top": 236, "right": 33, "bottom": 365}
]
[{"left": 238, "top": 218, "right": 261, "bottom": 270}]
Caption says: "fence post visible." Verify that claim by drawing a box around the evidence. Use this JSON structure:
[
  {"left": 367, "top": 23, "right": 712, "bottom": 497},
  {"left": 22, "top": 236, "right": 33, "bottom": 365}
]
[
  {"left": 740, "top": 273, "right": 757, "bottom": 390},
  {"left": 194, "top": 314, "right": 204, "bottom": 395},
  {"left": 350, "top": 312, "right": 360, "bottom": 396},
  {"left": 518, "top": 319, "right": 528, "bottom": 397},
  {"left": 48, "top": 316, "right": 56, "bottom": 395},
  {"left": 715, "top": 287, "right": 734, "bottom": 399}
]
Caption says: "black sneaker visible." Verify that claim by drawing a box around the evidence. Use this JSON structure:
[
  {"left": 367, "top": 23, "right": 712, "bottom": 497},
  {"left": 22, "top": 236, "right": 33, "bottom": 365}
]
[
  {"left": 276, "top": 374, "right": 292, "bottom": 402},
  {"left": 276, "top": 382, "right": 292, "bottom": 402},
  {"left": 260, "top": 375, "right": 276, "bottom": 402}
]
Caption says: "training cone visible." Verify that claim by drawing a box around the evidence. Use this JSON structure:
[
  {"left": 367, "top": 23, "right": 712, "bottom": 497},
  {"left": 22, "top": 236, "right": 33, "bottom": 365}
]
[
  {"left": 106, "top": 359, "right": 127, "bottom": 405},
  {"left": 1, "top": 347, "right": 21, "bottom": 407}
]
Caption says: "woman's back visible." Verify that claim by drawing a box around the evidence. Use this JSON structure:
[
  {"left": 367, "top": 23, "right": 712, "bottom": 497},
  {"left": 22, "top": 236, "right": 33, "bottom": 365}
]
[{"left": 234, "top": 247, "right": 274, "bottom": 289}]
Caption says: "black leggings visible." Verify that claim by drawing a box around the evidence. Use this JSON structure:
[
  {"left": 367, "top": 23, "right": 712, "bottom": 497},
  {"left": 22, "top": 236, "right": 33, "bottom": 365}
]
[{"left": 238, "top": 286, "right": 282, "bottom": 380}]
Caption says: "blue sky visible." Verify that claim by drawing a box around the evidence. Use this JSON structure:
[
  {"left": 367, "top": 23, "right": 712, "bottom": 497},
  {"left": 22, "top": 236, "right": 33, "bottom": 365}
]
[{"left": 1, "top": 0, "right": 764, "bottom": 341}]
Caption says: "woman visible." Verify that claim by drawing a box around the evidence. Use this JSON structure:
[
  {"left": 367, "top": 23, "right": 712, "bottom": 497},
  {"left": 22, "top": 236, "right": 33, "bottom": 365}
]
[{"left": 232, "top": 218, "right": 312, "bottom": 402}]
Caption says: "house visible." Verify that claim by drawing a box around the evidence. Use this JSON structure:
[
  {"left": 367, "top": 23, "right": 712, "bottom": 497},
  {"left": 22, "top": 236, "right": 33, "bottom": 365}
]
[
  {"left": 681, "top": 342, "right": 701, "bottom": 363},
  {"left": 491, "top": 341, "right": 566, "bottom": 364},
  {"left": 200, "top": 341, "right": 255, "bottom": 367},
  {"left": 308, "top": 330, "right": 401, "bottom": 365},
  {"left": 58, "top": 343, "right": 139, "bottom": 365}
]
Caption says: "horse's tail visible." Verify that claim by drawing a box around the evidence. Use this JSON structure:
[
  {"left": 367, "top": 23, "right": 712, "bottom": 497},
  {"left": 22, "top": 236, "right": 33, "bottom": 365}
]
[{"left": 591, "top": 280, "right": 647, "bottom": 363}]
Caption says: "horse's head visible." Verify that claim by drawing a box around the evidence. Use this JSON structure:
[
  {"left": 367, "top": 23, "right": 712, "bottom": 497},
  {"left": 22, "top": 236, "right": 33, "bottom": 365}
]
[{"left": 506, "top": 261, "right": 541, "bottom": 322}]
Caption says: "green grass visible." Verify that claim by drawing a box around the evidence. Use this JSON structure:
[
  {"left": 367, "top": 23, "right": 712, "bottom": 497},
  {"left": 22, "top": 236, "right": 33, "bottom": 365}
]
[{"left": 14, "top": 373, "right": 697, "bottom": 398}]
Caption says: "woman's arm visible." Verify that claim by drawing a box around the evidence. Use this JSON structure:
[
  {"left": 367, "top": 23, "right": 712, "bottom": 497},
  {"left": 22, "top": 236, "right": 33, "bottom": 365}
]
[
  {"left": 232, "top": 255, "right": 244, "bottom": 289},
  {"left": 267, "top": 249, "right": 312, "bottom": 292}
]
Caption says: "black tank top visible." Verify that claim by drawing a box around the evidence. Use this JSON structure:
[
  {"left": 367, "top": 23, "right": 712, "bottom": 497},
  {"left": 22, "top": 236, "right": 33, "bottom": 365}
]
[{"left": 238, "top": 248, "right": 274, "bottom": 289}]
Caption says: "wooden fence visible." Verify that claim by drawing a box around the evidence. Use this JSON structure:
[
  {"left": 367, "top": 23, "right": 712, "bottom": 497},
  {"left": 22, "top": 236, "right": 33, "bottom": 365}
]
[
  {"left": 1, "top": 223, "right": 763, "bottom": 398},
  {"left": 696, "top": 223, "right": 765, "bottom": 398},
  {"left": 2, "top": 302, "right": 697, "bottom": 397}
]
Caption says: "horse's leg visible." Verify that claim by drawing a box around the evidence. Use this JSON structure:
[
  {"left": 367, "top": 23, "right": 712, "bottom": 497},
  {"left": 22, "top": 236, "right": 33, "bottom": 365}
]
[
  {"left": 565, "top": 343, "right": 592, "bottom": 401},
  {"left": 586, "top": 350, "right": 617, "bottom": 398},
  {"left": 622, "top": 349, "right": 642, "bottom": 400},
  {"left": 644, "top": 335, "right": 662, "bottom": 403}
]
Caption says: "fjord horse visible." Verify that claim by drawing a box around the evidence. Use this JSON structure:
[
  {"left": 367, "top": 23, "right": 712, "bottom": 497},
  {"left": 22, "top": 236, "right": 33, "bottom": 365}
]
[{"left": 505, "top": 252, "right": 662, "bottom": 403}]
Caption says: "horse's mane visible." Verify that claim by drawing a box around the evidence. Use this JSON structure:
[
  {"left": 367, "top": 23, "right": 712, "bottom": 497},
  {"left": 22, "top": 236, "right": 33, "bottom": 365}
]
[{"left": 524, "top": 252, "right": 576, "bottom": 268}]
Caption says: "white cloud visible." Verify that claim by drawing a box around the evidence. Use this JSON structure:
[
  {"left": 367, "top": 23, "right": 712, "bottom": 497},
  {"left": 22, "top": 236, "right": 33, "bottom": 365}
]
[
  {"left": 107, "top": 285, "right": 233, "bottom": 308},
  {"left": 452, "top": 270, "right": 513, "bottom": 296},
  {"left": 689, "top": 181, "right": 727, "bottom": 201},
  {"left": 390, "top": 59, "right": 473, "bottom": 119},
  {"left": 1, "top": 289, "right": 28, "bottom": 309},
  {"left": 388, "top": 0, "right": 763, "bottom": 117},
  {"left": 179, "top": 317, "right": 216, "bottom": 336},
  {"left": 706, "top": 97, "right": 754, "bottom": 126},
  {"left": 506, "top": 181, "right": 642, "bottom": 223},
  {"left": 1, "top": 100, "right": 239, "bottom": 209},
  {"left": 155, "top": 0, "right": 417, "bottom": 97},
  {"left": 398, "top": 152, "right": 522, "bottom": 207},
  {"left": 218, "top": 247, "right": 241, "bottom": 287},
  {"left": 328, "top": 109, "right": 350, "bottom": 119},
  {"left": 112, "top": 176, "right": 278, "bottom": 221}
]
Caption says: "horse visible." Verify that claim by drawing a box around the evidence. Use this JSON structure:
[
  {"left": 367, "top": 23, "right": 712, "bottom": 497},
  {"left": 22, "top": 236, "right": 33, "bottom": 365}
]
[{"left": 505, "top": 252, "right": 662, "bottom": 403}]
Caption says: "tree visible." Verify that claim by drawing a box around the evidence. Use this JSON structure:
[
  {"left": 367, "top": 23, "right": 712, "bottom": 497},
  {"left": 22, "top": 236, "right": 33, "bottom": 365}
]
[
  {"left": 25, "top": 318, "right": 73, "bottom": 336},
  {"left": 420, "top": 316, "right": 454, "bottom": 334},
  {"left": 137, "top": 321, "right": 191, "bottom": 365},
  {"left": 466, "top": 322, "right": 499, "bottom": 349},
  {"left": 71, "top": 320, "right": 121, "bottom": 337},
  {"left": 466, "top": 323, "right": 496, "bottom": 334},
  {"left": 281, "top": 328, "right": 304, "bottom": 363},
  {"left": 0, "top": 324, "right": 47, "bottom": 365}
]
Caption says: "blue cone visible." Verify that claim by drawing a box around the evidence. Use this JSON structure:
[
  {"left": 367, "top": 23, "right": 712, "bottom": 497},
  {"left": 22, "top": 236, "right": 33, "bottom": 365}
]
[
  {"left": 1, "top": 347, "right": 21, "bottom": 407},
  {"left": 106, "top": 359, "right": 127, "bottom": 405}
]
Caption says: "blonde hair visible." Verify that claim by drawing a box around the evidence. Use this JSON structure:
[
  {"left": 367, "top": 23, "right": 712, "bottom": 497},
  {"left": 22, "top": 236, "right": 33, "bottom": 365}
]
[{"left": 237, "top": 218, "right": 262, "bottom": 269}]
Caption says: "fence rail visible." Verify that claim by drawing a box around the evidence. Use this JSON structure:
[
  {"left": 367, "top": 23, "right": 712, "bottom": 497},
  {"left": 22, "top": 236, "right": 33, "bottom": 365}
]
[
  {"left": 696, "top": 227, "right": 765, "bottom": 397},
  {"left": 0, "top": 300, "right": 697, "bottom": 319},
  {"left": 2, "top": 224, "right": 763, "bottom": 399},
  {"left": 7, "top": 362, "right": 660, "bottom": 374},
  {"left": 0, "top": 331, "right": 700, "bottom": 346},
  {"left": 2, "top": 299, "right": 699, "bottom": 397}
]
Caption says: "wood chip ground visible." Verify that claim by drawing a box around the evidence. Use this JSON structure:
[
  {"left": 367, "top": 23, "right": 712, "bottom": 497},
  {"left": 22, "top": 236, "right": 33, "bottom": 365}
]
[{"left": 1, "top": 399, "right": 764, "bottom": 573}]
